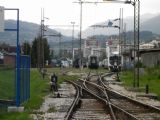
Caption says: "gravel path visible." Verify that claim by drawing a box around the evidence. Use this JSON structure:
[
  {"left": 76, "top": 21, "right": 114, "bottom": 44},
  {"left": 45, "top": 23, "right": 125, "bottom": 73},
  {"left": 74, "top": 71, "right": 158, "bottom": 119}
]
[
  {"left": 104, "top": 74, "right": 160, "bottom": 107},
  {"left": 31, "top": 82, "right": 76, "bottom": 120}
]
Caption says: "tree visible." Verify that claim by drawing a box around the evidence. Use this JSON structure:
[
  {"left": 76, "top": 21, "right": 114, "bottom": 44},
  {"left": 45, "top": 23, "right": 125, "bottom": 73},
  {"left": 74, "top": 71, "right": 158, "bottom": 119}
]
[
  {"left": 31, "top": 38, "right": 38, "bottom": 67},
  {"left": 22, "top": 41, "right": 31, "bottom": 55},
  {"left": 31, "top": 36, "right": 51, "bottom": 67},
  {"left": 50, "top": 49, "right": 54, "bottom": 59}
]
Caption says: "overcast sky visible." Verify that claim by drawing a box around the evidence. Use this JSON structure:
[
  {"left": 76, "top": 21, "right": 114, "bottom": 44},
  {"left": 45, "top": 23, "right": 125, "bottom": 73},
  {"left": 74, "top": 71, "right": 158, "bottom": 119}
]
[{"left": 0, "top": 0, "right": 160, "bottom": 30}]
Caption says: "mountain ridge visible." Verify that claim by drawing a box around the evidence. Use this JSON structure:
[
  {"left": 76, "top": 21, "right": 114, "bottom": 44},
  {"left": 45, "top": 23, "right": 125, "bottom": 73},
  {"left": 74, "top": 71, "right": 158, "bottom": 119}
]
[
  {"left": 55, "top": 13, "right": 160, "bottom": 38},
  {"left": 0, "top": 20, "right": 72, "bottom": 45},
  {"left": 0, "top": 13, "right": 160, "bottom": 48}
]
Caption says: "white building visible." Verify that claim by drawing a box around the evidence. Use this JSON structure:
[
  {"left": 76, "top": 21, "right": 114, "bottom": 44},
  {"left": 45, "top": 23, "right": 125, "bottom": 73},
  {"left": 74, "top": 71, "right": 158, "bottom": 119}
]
[
  {"left": 140, "top": 40, "right": 160, "bottom": 49},
  {"left": 0, "top": 51, "right": 4, "bottom": 59},
  {"left": 83, "top": 37, "right": 100, "bottom": 58}
]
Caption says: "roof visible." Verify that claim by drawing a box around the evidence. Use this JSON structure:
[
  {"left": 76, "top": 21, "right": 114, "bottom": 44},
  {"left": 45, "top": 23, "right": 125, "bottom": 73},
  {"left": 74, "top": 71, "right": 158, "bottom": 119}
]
[{"left": 140, "top": 48, "right": 160, "bottom": 54}]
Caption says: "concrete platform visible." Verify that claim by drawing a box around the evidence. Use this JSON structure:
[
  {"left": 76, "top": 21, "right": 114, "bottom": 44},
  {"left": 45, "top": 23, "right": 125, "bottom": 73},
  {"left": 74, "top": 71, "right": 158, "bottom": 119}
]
[{"left": 8, "top": 106, "right": 24, "bottom": 112}]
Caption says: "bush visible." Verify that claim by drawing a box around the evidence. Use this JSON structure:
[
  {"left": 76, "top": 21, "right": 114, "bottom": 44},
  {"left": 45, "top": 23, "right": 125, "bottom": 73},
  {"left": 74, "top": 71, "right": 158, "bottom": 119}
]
[
  {"left": 135, "top": 61, "right": 145, "bottom": 68},
  {"left": 158, "top": 74, "right": 160, "bottom": 80}
]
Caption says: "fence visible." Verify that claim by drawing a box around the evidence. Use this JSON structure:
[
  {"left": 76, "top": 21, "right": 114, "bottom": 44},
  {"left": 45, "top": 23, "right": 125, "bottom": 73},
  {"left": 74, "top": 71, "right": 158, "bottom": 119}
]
[
  {"left": 0, "top": 8, "right": 30, "bottom": 108},
  {"left": 0, "top": 54, "right": 16, "bottom": 105},
  {"left": 19, "top": 55, "right": 30, "bottom": 104},
  {"left": 0, "top": 54, "right": 30, "bottom": 107}
]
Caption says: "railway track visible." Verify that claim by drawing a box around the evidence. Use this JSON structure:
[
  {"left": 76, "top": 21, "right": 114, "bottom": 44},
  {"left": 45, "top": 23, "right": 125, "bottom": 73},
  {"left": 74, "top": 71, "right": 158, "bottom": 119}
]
[
  {"left": 100, "top": 73, "right": 160, "bottom": 120},
  {"left": 65, "top": 71, "right": 160, "bottom": 120},
  {"left": 65, "top": 80, "right": 112, "bottom": 120}
]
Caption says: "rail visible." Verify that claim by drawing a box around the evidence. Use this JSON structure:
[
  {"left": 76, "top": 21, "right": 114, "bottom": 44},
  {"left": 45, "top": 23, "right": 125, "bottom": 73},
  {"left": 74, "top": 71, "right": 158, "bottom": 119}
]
[{"left": 64, "top": 80, "right": 81, "bottom": 120}]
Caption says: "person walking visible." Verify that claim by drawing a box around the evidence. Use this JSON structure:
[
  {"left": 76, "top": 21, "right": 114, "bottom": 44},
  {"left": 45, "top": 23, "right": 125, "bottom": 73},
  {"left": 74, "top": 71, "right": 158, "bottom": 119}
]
[
  {"left": 55, "top": 74, "right": 58, "bottom": 91},
  {"left": 50, "top": 73, "right": 56, "bottom": 92}
]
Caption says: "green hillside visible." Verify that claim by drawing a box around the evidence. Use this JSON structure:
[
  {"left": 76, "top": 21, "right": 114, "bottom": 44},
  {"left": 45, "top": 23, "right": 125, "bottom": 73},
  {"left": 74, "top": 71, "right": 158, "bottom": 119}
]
[{"left": 0, "top": 20, "right": 72, "bottom": 45}]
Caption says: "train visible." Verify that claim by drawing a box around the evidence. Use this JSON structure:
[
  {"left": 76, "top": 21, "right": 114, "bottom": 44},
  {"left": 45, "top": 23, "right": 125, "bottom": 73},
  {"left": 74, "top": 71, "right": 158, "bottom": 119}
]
[
  {"left": 108, "top": 54, "right": 121, "bottom": 72},
  {"left": 73, "top": 58, "right": 87, "bottom": 68},
  {"left": 88, "top": 55, "right": 99, "bottom": 69},
  {"left": 73, "top": 58, "right": 80, "bottom": 68}
]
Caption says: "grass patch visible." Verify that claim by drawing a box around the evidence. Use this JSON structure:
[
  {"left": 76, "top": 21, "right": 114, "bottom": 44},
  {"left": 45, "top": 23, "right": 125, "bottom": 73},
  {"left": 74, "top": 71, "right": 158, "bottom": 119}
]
[
  {"left": 0, "top": 68, "right": 50, "bottom": 120},
  {"left": 0, "top": 67, "right": 15, "bottom": 100},
  {"left": 23, "top": 69, "right": 50, "bottom": 110},
  {"left": 0, "top": 112, "right": 31, "bottom": 120},
  {"left": 0, "top": 67, "right": 107, "bottom": 119},
  {"left": 58, "top": 74, "right": 78, "bottom": 84},
  {"left": 47, "top": 106, "right": 56, "bottom": 113},
  {"left": 46, "top": 67, "right": 108, "bottom": 84},
  {"left": 47, "top": 67, "right": 108, "bottom": 75},
  {"left": 0, "top": 68, "right": 81, "bottom": 119},
  {"left": 120, "top": 67, "right": 160, "bottom": 100}
]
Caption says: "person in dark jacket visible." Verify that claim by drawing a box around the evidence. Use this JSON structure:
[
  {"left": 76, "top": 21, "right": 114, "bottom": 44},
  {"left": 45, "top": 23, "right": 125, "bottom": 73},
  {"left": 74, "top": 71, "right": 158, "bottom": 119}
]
[
  {"left": 54, "top": 74, "right": 58, "bottom": 91},
  {"left": 50, "top": 73, "right": 58, "bottom": 92},
  {"left": 50, "top": 73, "right": 56, "bottom": 92}
]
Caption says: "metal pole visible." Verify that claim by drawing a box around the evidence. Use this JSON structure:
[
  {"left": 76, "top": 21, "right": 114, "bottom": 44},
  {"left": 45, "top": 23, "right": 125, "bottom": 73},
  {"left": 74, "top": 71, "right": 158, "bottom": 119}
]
[
  {"left": 39, "top": 9, "right": 43, "bottom": 70},
  {"left": 42, "top": 8, "right": 45, "bottom": 68},
  {"left": 79, "top": 0, "right": 83, "bottom": 69},
  {"left": 117, "top": 8, "right": 121, "bottom": 81},
  {"left": 119, "top": 8, "right": 121, "bottom": 55},
  {"left": 71, "top": 22, "right": 75, "bottom": 62},
  {"left": 121, "top": 8, "right": 124, "bottom": 59},
  {"left": 4, "top": 8, "right": 21, "bottom": 107},
  {"left": 123, "top": 23, "right": 127, "bottom": 70},
  {"left": 59, "top": 33, "right": 62, "bottom": 59},
  {"left": 133, "top": 0, "right": 136, "bottom": 87},
  {"left": 137, "top": 0, "right": 140, "bottom": 87},
  {"left": 37, "top": 9, "right": 42, "bottom": 69},
  {"left": 16, "top": 9, "right": 20, "bottom": 107},
  {"left": 38, "top": 8, "right": 43, "bottom": 69}
]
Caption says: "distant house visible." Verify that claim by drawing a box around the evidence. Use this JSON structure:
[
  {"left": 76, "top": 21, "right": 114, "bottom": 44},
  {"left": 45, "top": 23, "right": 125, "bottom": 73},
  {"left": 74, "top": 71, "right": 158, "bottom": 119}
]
[
  {"left": 140, "top": 43, "right": 155, "bottom": 49},
  {"left": 3, "top": 53, "right": 16, "bottom": 66},
  {"left": 140, "top": 40, "right": 160, "bottom": 49},
  {"left": 0, "top": 52, "right": 3, "bottom": 64},
  {"left": 0, "top": 45, "right": 17, "bottom": 66},
  {"left": 140, "top": 48, "right": 160, "bottom": 67},
  {"left": 0, "top": 45, "right": 16, "bottom": 53}
]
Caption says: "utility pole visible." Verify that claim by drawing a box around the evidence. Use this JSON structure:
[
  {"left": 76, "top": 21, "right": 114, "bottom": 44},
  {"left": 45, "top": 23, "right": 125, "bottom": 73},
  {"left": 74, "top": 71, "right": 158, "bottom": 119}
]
[
  {"left": 79, "top": 0, "right": 83, "bottom": 69},
  {"left": 74, "top": 0, "right": 86, "bottom": 69},
  {"left": 37, "top": 8, "right": 43, "bottom": 69},
  {"left": 71, "top": 22, "right": 75, "bottom": 62},
  {"left": 135, "top": 0, "right": 140, "bottom": 87},
  {"left": 123, "top": 23, "right": 127, "bottom": 70},
  {"left": 119, "top": 8, "right": 121, "bottom": 57},
  {"left": 41, "top": 9, "right": 44, "bottom": 68},
  {"left": 59, "top": 33, "right": 62, "bottom": 59},
  {"left": 38, "top": 8, "right": 49, "bottom": 69}
]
